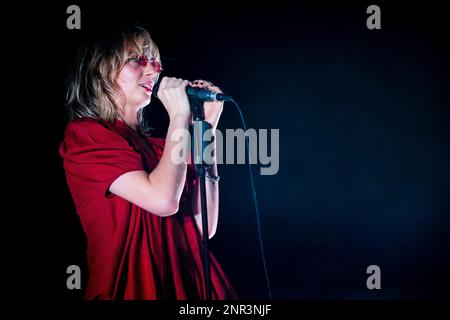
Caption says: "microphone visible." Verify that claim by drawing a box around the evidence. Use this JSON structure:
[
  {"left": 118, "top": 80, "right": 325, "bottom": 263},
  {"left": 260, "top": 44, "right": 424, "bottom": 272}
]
[
  {"left": 152, "top": 78, "right": 233, "bottom": 102},
  {"left": 185, "top": 86, "right": 233, "bottom": 102}
]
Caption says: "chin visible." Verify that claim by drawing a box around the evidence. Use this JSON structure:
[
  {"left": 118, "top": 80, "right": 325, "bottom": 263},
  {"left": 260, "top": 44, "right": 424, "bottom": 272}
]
[{"left": 135, "top": 98, "right": 151, "bottom": 109}]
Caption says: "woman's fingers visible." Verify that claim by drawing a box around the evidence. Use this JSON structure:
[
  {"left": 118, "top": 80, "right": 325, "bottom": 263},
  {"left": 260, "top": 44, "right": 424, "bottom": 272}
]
[
  {"left": 190, "top": 79, "right": 223, "bottom": 93},
  {"left": 157, "top": 76, "right": 168, "bottom": 98},
  {"left": 160, "top": 76, "right": 190, "bottom": 89},
  {"left": 157, "top": 77, "right": 192, "bottom": 118}
]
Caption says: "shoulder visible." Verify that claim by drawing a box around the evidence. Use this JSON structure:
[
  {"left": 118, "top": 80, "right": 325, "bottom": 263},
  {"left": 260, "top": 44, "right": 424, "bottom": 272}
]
[
  {"left": 61, "top": 118, "right": 133, "bottom": 153},
  {"left": 64, "top": 118, "right": 113, "bottom": 136},
  {"left": 63, "top": 118, "right": 123, "bottom": 142}
]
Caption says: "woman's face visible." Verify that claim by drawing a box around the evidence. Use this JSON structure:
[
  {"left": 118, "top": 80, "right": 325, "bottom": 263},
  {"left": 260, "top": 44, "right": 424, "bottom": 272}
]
[{"left": 116, "top": 54, "right": 161, "bottom": 110}]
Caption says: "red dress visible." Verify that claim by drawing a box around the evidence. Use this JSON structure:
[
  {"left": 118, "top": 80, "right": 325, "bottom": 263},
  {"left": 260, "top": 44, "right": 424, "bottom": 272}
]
[{"left": 59, "top": 118, "right": 237, "bottom": 300}]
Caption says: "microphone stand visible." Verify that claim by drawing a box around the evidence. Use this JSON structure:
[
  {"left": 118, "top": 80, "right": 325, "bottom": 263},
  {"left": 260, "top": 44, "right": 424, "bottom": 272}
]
[{"left": 190, "top": 97, "right": 213, "bottom": 300}]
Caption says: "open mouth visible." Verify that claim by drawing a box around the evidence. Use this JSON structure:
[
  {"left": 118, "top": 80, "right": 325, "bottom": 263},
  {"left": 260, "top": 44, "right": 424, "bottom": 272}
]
[{"left": 140, "top": 83, "right": 152, "bottom": 92}]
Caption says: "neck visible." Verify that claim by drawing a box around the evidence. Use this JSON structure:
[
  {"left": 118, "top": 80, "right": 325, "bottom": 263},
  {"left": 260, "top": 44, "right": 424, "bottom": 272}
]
[{"left": 120, "top": 106, "right": 139, "bottom": 131}]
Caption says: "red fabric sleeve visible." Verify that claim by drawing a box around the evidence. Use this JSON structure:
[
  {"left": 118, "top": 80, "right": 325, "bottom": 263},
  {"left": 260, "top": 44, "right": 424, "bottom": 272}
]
[{"left": 59, "top": 118, "right": 144, "bottom": 198}]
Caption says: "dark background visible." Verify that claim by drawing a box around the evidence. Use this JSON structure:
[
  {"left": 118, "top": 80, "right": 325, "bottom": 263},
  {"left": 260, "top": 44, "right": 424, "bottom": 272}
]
[{"left": 37, "top": 1, "right": 449, "bottom": 300}]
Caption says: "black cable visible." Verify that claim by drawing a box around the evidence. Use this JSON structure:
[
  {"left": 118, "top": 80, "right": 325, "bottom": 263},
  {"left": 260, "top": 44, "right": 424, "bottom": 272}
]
[{"left": 229, "top": 98, "right": 272, "bottom": 300}]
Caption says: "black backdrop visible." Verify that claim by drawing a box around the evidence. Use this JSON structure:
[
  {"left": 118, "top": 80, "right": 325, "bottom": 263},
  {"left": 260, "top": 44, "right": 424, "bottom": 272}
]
[{"left": 36, "top": 1, "right": 450, "bottom": 300}]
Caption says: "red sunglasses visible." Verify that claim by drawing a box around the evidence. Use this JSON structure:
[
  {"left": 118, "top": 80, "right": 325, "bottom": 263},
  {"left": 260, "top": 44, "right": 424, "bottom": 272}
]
[{"left": 128, "top": 55, "right": 162, "bottom": 73}]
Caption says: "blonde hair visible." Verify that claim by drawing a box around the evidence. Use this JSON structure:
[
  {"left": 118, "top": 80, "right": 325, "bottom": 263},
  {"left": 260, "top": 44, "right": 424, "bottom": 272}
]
[{"left": 65, "top": 25, "right": 161, "bottom": 134}]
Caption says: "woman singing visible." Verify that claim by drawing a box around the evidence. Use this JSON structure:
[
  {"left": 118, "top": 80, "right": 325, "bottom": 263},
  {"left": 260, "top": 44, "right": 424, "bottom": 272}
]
[{"left": 59, "top": 25, "right": 237, "bottom": 300}]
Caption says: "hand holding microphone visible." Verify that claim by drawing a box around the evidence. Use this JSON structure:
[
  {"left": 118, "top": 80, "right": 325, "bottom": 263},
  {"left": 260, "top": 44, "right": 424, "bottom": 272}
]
[
  {"left": 190, "top": 79, "right": 225, "bottom": 130},
  {"left": 153, "top": 76, "right": 232, "bottom": 128},
  {"left": 152, "top": 76, "right": 232, "bottom": 103},
  {"left": 153, "top": 76, "right": 192, "bottom": 120}
]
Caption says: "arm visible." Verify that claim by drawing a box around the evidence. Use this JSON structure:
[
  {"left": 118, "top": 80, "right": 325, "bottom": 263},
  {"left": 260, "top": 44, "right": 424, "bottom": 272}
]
[
  {"left": 109, "top": 77, "right": 192, "bottom": 217},
  {"left": 192, "top": 130, "right": 219, "bottom": 238},
  {"left": 109, "top": 114, "right": 190, "bottom": 216},
  {"left": 189, "top": 79, "right": 224, "bottom": 238}
]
